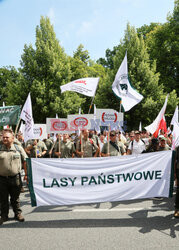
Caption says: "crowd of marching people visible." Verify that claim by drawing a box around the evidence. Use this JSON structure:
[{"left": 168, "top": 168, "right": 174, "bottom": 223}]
[
  {"left": 14, "top": 128, "right": 172, "bottom": 159},
  {"left": 0, "top": 127, "right": 179, "bottom": 225}
]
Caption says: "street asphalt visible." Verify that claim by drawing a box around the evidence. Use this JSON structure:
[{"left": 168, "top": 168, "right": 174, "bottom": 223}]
[{"left": 0, "top": 184, "right": 179, "bottom": 250}]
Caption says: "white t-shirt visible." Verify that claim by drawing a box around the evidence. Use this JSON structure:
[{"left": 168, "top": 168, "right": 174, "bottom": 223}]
[
  {"left": 99, "top": 140, "right": 104, "bottom": 151},
  {"left": 128, "top": 139, "right": 146, "bottom": 155}
]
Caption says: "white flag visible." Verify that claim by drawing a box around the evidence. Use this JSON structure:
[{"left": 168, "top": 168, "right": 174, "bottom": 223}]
[
  {"left": 20, "top": 93, "right": 34, "bottom": 141},
  {"left": 171, "top": 106, "right": 178, "bottom": 125},
  {"left": 139, "top": 121, "right": 142, "bottom": 132},
  {"left": 145, "top": 95, "right": 169, "bottom": 135},
  {"left": 112, "top": 52, "right": 143, "bottom": 112},
  {"left": 172, "top": 121, "right": 179, "bottom": 149},
  {"left": 60, "top": 77, "right": 99, "bottom": 97}
]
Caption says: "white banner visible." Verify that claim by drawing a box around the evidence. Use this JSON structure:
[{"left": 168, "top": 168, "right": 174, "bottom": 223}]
[
  {"left": 28, "top": 151, "right": 173, "bottom": 207},
  {"left": 20, "top": 124, "right": 47, "bottom": 140},
  {"left": 93, "top": 108, "right": 123, "bottom": 130},
  {"left": 67, "top": 114, "right": 94, "bottom": 130},
  {"left": 46, "top": 118, "right": 73, "bottom": 134},
  {"left": 33, "top": 124, "right": 47, "bottom": 140},
  {"left": 60, "top": 77, "right": 99, "bottom": 97}
]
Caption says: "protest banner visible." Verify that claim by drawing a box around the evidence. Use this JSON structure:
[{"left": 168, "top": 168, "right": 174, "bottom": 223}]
[
  {"left": 98, "top": 109, "right": 123, "bottom": 126},
  {"left": 67, "top": 114, "right": 94, "bottom": 130},
  {"left": 0, "top": 105, "right": 21, "bottom": 126},
  {"left": 20, "top": 123, "right": 47, "bottom": 140},
  {"left": 46, "top": 118, "right": 73, "bottom": 134},
  {"left": 27, "top": 151, "right": 173, "bottom": 207}
]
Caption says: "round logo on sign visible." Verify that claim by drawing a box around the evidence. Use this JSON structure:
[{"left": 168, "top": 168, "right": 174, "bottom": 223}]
[
  {"left": 39, "top": 127, "right": 42, "bottom": 136},
  {"left": 74, "top": 117, "right": 88, "bottom": 127},
  {"left": 102, "top": 112, "right": 118, "bottom": 123},
  {"left": 52, "top": 121, "right": 67, "bottom": 131}
]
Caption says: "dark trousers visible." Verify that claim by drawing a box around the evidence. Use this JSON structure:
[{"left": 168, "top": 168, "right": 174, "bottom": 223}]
[
  {"left": 175, "top": 169, "right": 179, "bottom": 210},
  {"left": 0, "top": 174, "right": 22, "bottom": 218}
]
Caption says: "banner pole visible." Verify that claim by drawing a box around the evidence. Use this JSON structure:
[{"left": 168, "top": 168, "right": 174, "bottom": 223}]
[
  {"left": 49, "top": 140, "right": 56, "bottom": 158},
  {"left": 88, "top": 95, "right": 95, "bottom": 114},
  {"left": 107, "top": 126, "right": 111, "bottom": 155},
  {"left": 119, "top": 100, "right": 122, "bottom": 113},
  {"left": 35, "top": 147, "right": 37, "bottom": 158},
  {"left": 15, "top": 118, "right": 21, "bottom": 136},
  {"left": 80, "top": 130, "right": 83, "bottom": 158},
  {"left": 88, "top": 77, "right": 99, "bottom": 114},
  {"left": 58, "top": 134, "right": 61, "bottom": 158}
]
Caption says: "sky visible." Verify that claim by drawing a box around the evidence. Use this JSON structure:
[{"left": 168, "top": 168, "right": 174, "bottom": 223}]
[{"left": 0, "top": 0, "right": 175, "bottom": 69}]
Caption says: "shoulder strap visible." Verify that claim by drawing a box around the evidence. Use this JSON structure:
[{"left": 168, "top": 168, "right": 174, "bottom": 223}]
[
  {"left": 14, "top": 144, "right": 21, "bottom": 153},
  {"left": 110, "top": 141, "right": 119, "bottom": 152},
  {"left": 141, "top": 139, "right": 145, "bottom": 144},
  {"left": 89, "top": 138, "right": 94, "bottom": 145}
]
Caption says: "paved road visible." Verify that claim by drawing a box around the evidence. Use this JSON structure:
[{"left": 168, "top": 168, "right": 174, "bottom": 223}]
[{"left": 0, "top": 185, "right": 179, "bottom": 250}]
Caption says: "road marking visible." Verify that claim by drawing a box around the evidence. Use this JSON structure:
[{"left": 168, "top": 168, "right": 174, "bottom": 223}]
[{"left": 72, "top": 207, "right": 170, "bottom": 212}]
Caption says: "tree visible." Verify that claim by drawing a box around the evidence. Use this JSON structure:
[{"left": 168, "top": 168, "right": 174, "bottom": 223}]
[
  {"left": 143, "top": 0, "right": 179, "bottom": 94},
  {"left": 0, "top": 66, "right": 20, "bottom": 106},
  {"left": 96, "top": 23, "right": 178, "bottom": 130},
  {"left": 6, "top": 16, "right": 85, "bottom": 122}
]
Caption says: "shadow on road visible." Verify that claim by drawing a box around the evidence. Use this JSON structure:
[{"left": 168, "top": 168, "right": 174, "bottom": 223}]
[{"left": 1, "top": 214, "right": 179, "bottom": 239}]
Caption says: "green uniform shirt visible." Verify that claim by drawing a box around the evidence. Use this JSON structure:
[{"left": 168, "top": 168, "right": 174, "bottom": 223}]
[
  {"left": 0, "top": 143, "right": 27, "bottom": 176},
  {"left": 54, "top": 139, "right": 75, "bottom": 158},
  {"left": 44, "top": 139, "right": 53, "bottom": 151},
  {"left": 26, "top": 140, "right": 47, "bottom": 158},
  {"left": 76, "top": 138, "right": 98, "bottom": 158},
  {"left": 102, "top": 141, "right": 126, "bottom": 156},
  {"left": 158, "top": 145, "right": 170, "bottom": 151}
]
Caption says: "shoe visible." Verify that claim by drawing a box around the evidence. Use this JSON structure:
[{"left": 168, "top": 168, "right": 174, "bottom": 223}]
[
  {"left": 152, "top": 197, "right": 163, "bottom": 201},
  {"left": 14, "top": 214, "right": 25, "bottom": 222},
  {"left": 0, "top": 216, "right": 8, "bottom": 225},
  {"left": 174, "top": 210, "right": 179, "bottom": 218}
]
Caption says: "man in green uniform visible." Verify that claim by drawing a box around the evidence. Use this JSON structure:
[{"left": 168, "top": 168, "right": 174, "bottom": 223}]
[
  {"left": 25, "top": 139, "right": 47, "bottom": 158},
  {"left": 53, "top": 133, "right": 75, "bottom": 158},
  {"left": 43, "top": 135, "right": 54, "bottom": 158},
  {"left": 76, "top": 129, "right": 99, "bottom": 158},
  {"left": 0, "top": 129, "right": 27, "bottom": 225},
  {"left": 158, "top": 136, "right": 170, "bottom": 151},
  {"left": 101, "top": 130, "right": 126, "bottom": 157}
]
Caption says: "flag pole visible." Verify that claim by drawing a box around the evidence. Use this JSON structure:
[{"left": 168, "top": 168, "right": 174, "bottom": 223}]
[
  {"left": 80, "top": 130, "right": 83, "bottom": 158},
  {"left": 49, "top": 140, "right": 56, "bottom": 158},
  {"left": 14, "top": 118, "right": 21, "bottom": 136},
  {"left": 58, "top": 134, "right": 61, "bottom": 158},
  {"left": 107, "top": 126, "right": 111, "bottom": 155},
  {"left": 88, "top": 77, "right": 99, "bottom": 114},
  {"left": 88, "top": 95, "right": 95, "bottom": 114},
  {"left": 119, "top": 100, "right": 122, "bottom": 113}
]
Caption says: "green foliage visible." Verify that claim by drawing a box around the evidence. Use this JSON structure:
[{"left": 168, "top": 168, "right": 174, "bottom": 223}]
[
  {"left": 96, "top": 23, "right": 178, "bottom": 130},
  {"left": 138, "top": 1, "right": 179, "bottom": 95},
  {"left": 2, "top": 3, "right": 178, "bottom": 129},
  {"left": 0, "top": 66, "right": 20, "bottom": 105}
]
